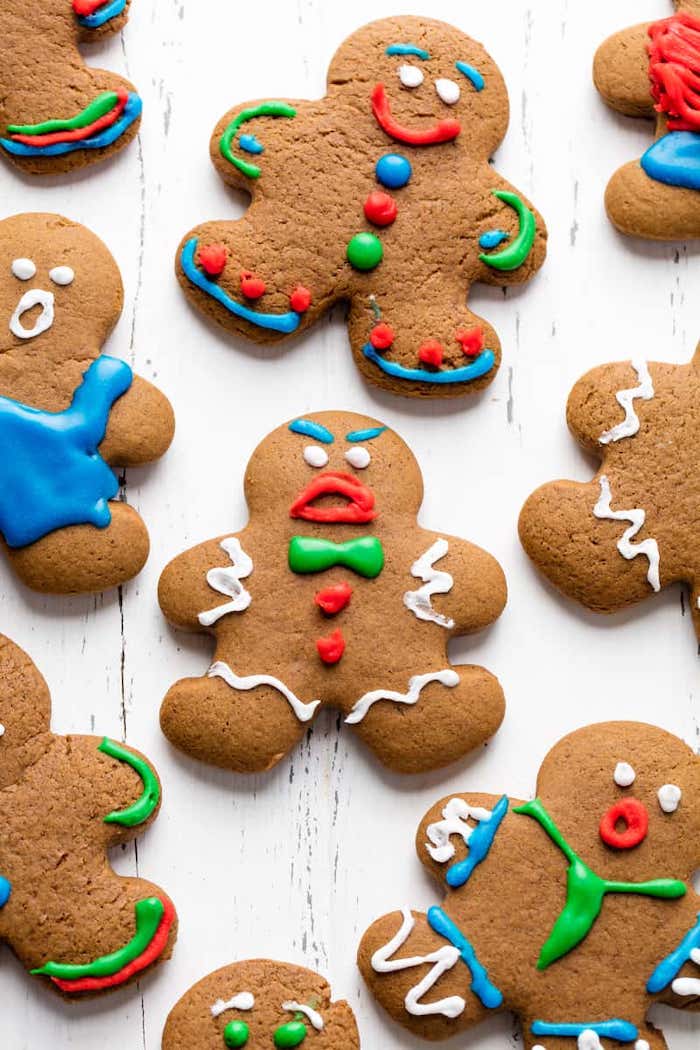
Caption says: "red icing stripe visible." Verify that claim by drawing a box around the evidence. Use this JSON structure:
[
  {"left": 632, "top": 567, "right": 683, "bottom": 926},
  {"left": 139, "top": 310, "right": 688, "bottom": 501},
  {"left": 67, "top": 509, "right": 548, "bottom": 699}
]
[
  {"left": 9, "top": 89, "right": 128, "bottom": 147},
  {"left": 73, "top": 0, "right": 108, "bottom": 15}
]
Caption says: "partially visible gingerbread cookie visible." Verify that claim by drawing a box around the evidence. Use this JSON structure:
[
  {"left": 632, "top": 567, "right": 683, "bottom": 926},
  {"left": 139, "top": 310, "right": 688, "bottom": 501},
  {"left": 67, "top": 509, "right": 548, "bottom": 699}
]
[
  {"left": 594, "top": 0, "right": 700, "bottom": 239},
  {"left": 162, "top": 960, "right": 359, "bottom": 1048},
  {"left": 0, "top": 1, "right": 142, "bottom": 176},
  {"left": 0, "top": 634, "right": 177, "bottom": 997},
  {"left": 519, "top": 348, "right": 700, "bottom": 642},
  {"left": 158, "top": 410, "right": 506, "bottom": 775}
]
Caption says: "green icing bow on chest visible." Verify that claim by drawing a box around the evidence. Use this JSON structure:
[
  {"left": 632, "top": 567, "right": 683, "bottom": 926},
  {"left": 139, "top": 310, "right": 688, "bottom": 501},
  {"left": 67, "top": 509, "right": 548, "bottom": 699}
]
[{"left": 288, "top": 536, "right": 384, "bottom": 578}]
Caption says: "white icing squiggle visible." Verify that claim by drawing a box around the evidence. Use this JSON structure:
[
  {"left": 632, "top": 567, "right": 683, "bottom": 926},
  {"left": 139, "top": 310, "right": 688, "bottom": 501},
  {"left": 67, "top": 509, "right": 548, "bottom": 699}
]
[
  {"left": 593, "top": 475, "right": 660, "bottom": 592},
  {"left": 209, "top": 660, "right": 321, "bottom": 723},
  {"left": 425, "top": 797, "right": 493, "bottom": 863},
  {"left": 404, "top": 539, "right": 455, "bottom": 629},
  {"left": 345, "top": 669, "right": 459, "bottom": 725},
  {"left": 658, "top": 783, "right": 682, "bottom": 813},
  {"left": 671, "top": 947, "right": 700, "bottom": 996},
  {"left": 600, "top": 359, "right": 654, "bottom": 444},
  {"left": 211, "top": 992, "right": 255, "bottom": 1016},
  {"left": 371, "top": 907, "right": 465, "bottom": 1018},
  {"left": 282, "top": 1002, "right": 324, "bottom": 1030},
  {"left": 578, "top": 1033, "right": 603, "bottom": 1050},
  {"left": 198, "top": 537, "right": 253, "bottom": 626},
  {"left": 614, "top": 761, "right": 636, "bottom": 787}
]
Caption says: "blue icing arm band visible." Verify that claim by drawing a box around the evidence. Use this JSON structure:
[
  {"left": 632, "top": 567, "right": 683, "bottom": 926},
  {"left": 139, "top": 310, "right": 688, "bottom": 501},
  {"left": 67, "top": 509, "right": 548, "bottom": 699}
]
[
  {"left": 0, "top": 355, "right": 132, "bottom": 548},
  {"left": 641, "top": 131, "right": 700, "bottom": 192},
  {"left": 427, "top": 905, "right": 503, "bottom": 1009},
  {"left": 446, "top": 795, "right": 509, "bottom": 888},
  {"left": 647, "top": 912, "right": 700, "bottom": 993},
  {"left": 531, "top": 1021, "right": 638, "bottom": 1042}
]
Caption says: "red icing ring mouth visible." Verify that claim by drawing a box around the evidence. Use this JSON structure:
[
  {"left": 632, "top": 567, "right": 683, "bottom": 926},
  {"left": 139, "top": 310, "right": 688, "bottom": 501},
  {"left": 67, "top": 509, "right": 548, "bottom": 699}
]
[
  {"left": 599, "top": 798, "right": 649, "bottom": 850},
  {"left": 289, "top": 471, "right": 377, "bottom": 524},
  {"left": 371, "top": 84, "right": 461, "bottom": 145}
]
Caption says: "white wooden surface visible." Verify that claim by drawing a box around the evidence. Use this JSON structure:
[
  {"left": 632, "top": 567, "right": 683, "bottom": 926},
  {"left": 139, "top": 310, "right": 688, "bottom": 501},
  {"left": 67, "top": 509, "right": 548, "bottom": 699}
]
[{"left": 0, "top": 1, "right": 698, "bottom": 1047}]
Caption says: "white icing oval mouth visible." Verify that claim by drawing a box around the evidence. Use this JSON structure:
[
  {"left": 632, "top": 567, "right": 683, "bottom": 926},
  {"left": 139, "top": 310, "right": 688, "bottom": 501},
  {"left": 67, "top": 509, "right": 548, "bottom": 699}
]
[{"left": 9, "top": 288, "right": 55, "bottom": 340}]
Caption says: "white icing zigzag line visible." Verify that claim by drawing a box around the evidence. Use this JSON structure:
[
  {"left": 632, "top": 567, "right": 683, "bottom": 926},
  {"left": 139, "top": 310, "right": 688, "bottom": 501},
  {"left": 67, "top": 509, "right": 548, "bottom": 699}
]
[
  {"left": 282, "top": 1002, "right": 324, "bottom": 1030},
  {"left": 199, "top": 537, "right": 253, "bottom": 626},
  {"left": 211, "top": 992, "right": 255, "bottom": 1017},
  {"left": 209, "top": 661, "right": 321, "bottom": 723},
  {"left": 404, "top": 539, "right": 455, "bottom": 629},
  {"left": 345, "top": 669, "right": 460, "bottom": 725},
  {"left": 600, "top": 359, "right": 654, "bottom": 445},
  {"left": 671, "top": 947, "right": 700, "bottom": 997},
  {"left": 593, "top": 475, "right": 661, "bottom": 592},
  {"left": 371, "top": 907, "right": 465, "bottom": 1019},
  {"left": 425, "top": 797, "right": 493, "bottom": 863}
]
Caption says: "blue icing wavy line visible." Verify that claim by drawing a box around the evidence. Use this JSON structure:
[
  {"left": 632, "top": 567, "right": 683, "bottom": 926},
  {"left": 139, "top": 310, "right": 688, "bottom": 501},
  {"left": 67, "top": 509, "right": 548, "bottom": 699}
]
[
  {"left": 647, "top": 912, "right": 700, "bottom": 993},
  {"left": 0, "top": 877, "right": 11, "bottom": 908},
  {"left": 77, "top": 0, "right": 127, "bottom": 28},
  {"left": 427, "top": 906, "right": 503, "bottom": 1009},
  {"left": 531, "top": 1021, "right": 638, "bottom": 1042},
  {"left": 0, "top": 93, "right": 142, "bottom": 157},
  {"left": 0, "top": 355, "right": 132, "bottom": 548},
  {"left": 641, "top": 131, "right": 700, "bottom": 191},
  {"left": 181, "top": 238, "right": 301, "bottom": 334},
  {"left": 446, "top": 795, "right": 509, "bottom": 888},
  {"left": 363, "top": 343, "right": 495, "bottom": 385}
]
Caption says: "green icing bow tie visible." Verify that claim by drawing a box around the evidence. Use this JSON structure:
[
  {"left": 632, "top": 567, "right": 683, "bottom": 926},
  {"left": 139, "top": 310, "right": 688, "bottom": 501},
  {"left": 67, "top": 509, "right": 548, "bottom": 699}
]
[{"left": 288, "top": 535, "right": 384, "bottom": 578}]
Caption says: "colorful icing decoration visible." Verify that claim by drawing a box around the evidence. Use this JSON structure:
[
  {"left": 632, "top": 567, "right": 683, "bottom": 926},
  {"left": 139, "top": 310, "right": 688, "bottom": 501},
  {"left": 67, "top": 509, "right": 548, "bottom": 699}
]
[
  {"left": 199, "top": 537, "right": 254, "bottom": 627},
  {"left": 363, "top": 191, "right": 398, "bottom": 226},
  {"left": 346, "top": 232, "right": 383, "bottom": 271},
  {"left": 289, "top": 285, "right": 312, "bottom": 312},
  {"left": 657, "top": 783, "right": 682, "bottom": 813},
  {"left": 435, "top": 78, "right": 460, "bottom": 105},
  {"left": 239, "top": 133, "right": 264, "bottom": 155},
  {"left": 427, "top": 906, "right": 503, "bottom": 1009},
  {"left": 1, "top": 90, "right": 142, "bottom": 157},
  {"left": 455, "top": 326, "right": 485, "bottom": 357},
  {"left": 303, "top": 445, "right": 329, "bottom": 468},
  {"left": 346, "top": 426, "right": 386, "bottom": 442},
  {"left": 219, "top": 102, "right": 297, "bottom": 179},
  {"left": 648, "top": 913, "right": 700, "bottom": 993},
  {"left": 10, "top": 288, "right": 54, "bottom": 339},
  {"left": 599, "top": 798, "right": 648, "bottom": 850},
  {"left": 0, "top": 876, "right": 11, "bottom": 907},
  {"left": 0, "top": 354, "right": 132, "bottom": 548},
  {"left": 314, "top": 582, "right": 352, "bottom": 614},
  {"left": 224, "top": 1021, "right": 250, "bottom": 1048},
  {"left": 289, "top": 473, "right": 377, "bottom": 524},
  {"left": 371, "top": 83, "right": 461, "bottom": 145},
  {"left": 478, "top": 190, "right": 536, "bottom": 271},
  {"left": 593, "top": 476, "right": 661, "bottom": 592},
  {"left": 386, "top": 44, "right": 430, "bottom": 59},
  {"left": 614, "top": 761, "right": 636, "bottom": 787},
  {"left": 363, "top": 341, "right": 495, "bottom": 384},
  {"left": 398, "top": 64, "right": 424, "bottom": 88},
  {"left": 198, "top": 244, "right": 228, "bottom": 277},
  {"left": 345, "top": 669, "right": 459, "bottom": 725},
  {"left": 240, "top": 272, "right": 266, "bottom": 299},
  {"left": 600, "top": 360, "right": 654, "bottom": 445},
  {"left": 316, "top": 628, "right": 345, "bottom": 664},
  {"left": 209, "top": 661, "right": 321, "bottom": 722},
  {"left": 282, "top": 1003, "right": 324, "bottom": 1031},
  {"left": 274, "top": 1020, "right": 307, "bottom": 1047},
  {"left": 289, "top": 419, "right": 334, "bottom": 444},
  {"left": 181, "top": 239, "right": 301, "bottom": 334},
  {"left": 641, "top": 132, "right": 700, "bottom": 191},
  {"left": 288, "top": 536, "right": 384, "bottom": 579},
  {"left": 375, "top": 153, "right": 412, "bottom": 189},
  {"left": 211, "top": 992, "right": 256, "bottom": 1016},
  {"left": 478, "top": 230, "right": 509, "bottom": 250},
  {"left": 425, "top": 795, "right": 509, "bottom": 887},
  {"left": 418, "top": 340, "right": 444, "bottom": 367},
  {"left": 455, "top": 61, "right": 485, "bottom": 92},
  {"left": 11, "top": 257, "right": 36, "bottom": 280},
  {"left": 404, "top": 538, "right": 455, "bottom": 629},
  {"left": 531, "top": 1021, "right": 639, "bottom": 1043},
  {"left": 73, "top": 0, "right": 127, "bottom": 28},
  {"left": 31, "top": 895, "right": 175, "bottom": 992},
  {"left": 49, "top": 265, "right": 75, "bottom": 286},
  {"left": 98, "top": 738, "right": 160, "bottom": 828},
  {"left": 514, "top": 798, "right": 686, "bottom": 969}
]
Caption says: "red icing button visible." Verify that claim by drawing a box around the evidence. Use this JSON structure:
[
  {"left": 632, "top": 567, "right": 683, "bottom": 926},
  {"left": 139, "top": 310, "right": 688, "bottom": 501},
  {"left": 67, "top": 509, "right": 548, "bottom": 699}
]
[
  {"left": 290, "top": 285, "right": 312, "bottom": 312},
  {"left": 316, "top": 628, "right": 345, "bottom": 664},
  {"left": 370, "top": 322, "right": 394, "bottom": 350},
  {"left": 315, "top": 582, "right": 353, "bottom": 615},
  {"left": 364, "top": 190, "right": 398, "bottom": 227},
  {"left": 240, "top": 271, "right": 266, "bottom": 299},
  {"left": 418, "top": 340, "right": 444, "bottom": 368},
  {"left": 599, "top": 798, "right": 649, "bottom": 850},
  {"left": 456, "top": 326, "right": 485, "bottom": 357},
  {"left": 197, "top": 244, "right": 228, "bottom": 277}
]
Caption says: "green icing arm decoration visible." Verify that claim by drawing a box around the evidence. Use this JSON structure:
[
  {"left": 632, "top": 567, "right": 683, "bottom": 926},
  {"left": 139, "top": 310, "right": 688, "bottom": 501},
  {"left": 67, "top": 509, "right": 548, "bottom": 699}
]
[
  {"left": 514, "top": 798, "right": 686, "bottom": 970},
  {"left": 7, "top": 92, "right": 119, "bottom": 136},
  {"left": 98, "top": 738, "right": 160, "bottom": 828},
  {"left": 219, "top": 101, "right": 297, "bottom": 179},
  {"left": 478, "top": 190, "right": 536, "bottom": 272},
  {"left": 31, "top": 897, "right": 164, "bottom": 980}
]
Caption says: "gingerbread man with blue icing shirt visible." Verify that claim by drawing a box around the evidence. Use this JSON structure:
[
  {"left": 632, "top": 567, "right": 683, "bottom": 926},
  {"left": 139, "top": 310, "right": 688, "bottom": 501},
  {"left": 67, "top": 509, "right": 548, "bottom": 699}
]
[
  {"left": 177, "top": 16, "right": 547, "bottom": 398},
  {"left": 359, "top": 721, "right": 700, "bottom": 1050},
  {"left": 158, "top": 411, "right": 507, "bottom": 774}
]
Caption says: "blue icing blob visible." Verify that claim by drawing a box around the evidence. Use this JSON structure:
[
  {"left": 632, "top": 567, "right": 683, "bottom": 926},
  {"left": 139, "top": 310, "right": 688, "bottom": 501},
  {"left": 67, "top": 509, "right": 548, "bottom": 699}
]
[
  {"left": 375, "top": 153, "right": 412, "bottom": 190},
  {"left": 239, "top": 133, "right": 264, "bottom": 155},
  {"left": 427, "top": 906, "right": 503, "bottom": 1009},
  {"left": 0, "top": 877, "right": 11, "bottom": 908},
  {"left": 641, "top": 131, "right": 700, "bottom": 191},
  {"left": 479, "top": 229, "right": 509, "bottom": 250},
  {"left": 0, "top": 94, "right": 142, "bottom": 157},
  {"left": 77, "top": 0, "right": 127, "bottom": 28},
  {"left": 446, "top": 795, "right": 509, "bottom": 888},
  {"left": 531, "top": 1021, "right": 638, "bottom": 1043},
  {"left": 0, "top": 355, "right": 132, "bottom": 548},
  {"left": 647, "top": 912, "right": 700, "bottom": 993}
]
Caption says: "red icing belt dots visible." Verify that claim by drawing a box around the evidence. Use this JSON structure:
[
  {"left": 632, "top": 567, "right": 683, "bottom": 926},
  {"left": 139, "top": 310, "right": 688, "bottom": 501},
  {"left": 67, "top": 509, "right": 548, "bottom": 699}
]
[
  {"left": 195, "top": 244, "right": 312, "bottom": 313},
  {"left": 599, "top": 798, "right": 649, "bottom": 850},
  {"left": 648, "top": 12, "right": 700, "bottom": 131}
]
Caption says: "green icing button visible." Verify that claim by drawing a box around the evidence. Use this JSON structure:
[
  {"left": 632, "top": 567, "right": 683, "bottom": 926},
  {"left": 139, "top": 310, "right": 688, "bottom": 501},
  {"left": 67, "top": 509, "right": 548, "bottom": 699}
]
[
  {"left": 274, "top": 1020, "right": 307, "bottom": 1047},
  {"left": 223, "top": 1019, "right": 250, "bottom": 1047},
  {"left": 346, "top": 232, "right": 383, "bottom": 271}
]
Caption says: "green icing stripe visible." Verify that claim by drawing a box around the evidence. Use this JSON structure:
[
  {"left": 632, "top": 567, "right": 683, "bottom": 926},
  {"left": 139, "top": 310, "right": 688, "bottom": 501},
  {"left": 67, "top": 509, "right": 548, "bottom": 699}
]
[
  {"left": 7, "top": 92, "right": 119, "bottom": 136},
  {"left": 219, "top": 102, "right": 296, "bottom": 179},
  {"left": 98, "top": 737, "right": 160, "bottom": 827}
]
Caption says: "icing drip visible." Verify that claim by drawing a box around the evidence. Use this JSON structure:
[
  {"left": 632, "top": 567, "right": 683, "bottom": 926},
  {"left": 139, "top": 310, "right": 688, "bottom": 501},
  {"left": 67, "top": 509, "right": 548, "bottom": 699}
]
[
  {"left": 600, "top": 360, "right": 654, "bottom": 444},
  {"left": 426, "top": 797, "right": 493, "bottom": 863},
  {"left": 593, "top": 476, "right": 661, "bottom": 592},
  {"left": 198, "top": 537, "right": 253, "bottom": 626},
  {"left": 282, "top": 1002, "right": 324, "bottom": 1030},
  {"left": 209, "top": 661, "right": 321, "bottom": 723},
  {"left": 345, "top": 669, "right": 459, "bottom": 724},
  {"left": 404, "top": 539, "right": 455, "bottom": 629},
  {"left": 211, "top": 992, "right": 255, "bottom": 1017}
]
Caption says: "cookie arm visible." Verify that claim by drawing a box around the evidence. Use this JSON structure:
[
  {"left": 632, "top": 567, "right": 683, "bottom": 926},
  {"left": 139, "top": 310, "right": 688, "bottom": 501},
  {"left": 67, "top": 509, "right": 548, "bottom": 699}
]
[
  {"left": 410, "top": 531, "right": 506, "bottom": 634},
  {"left": 566, "top": 360, "right": 654, "bottom": 453},
  {"left": 476, "top": 174, "right": 547, "bottom": 287},
  {"left": 416, "top": 792, "right": 510, "bottom": 885},
  {"left": 209, "top": 98, "right": 305, "bottom": 192},
  {"left": 74, "top": 0, "right": 132, "bottom": 39},
  {"left": 593, "top": 23, "right": 655, "bottom": 118},
  {"left": 100, "top": 375, "right": 175, "bottom": 466},
  {"left": 159, "top": 533, "right": 250, "bottom": 631}
]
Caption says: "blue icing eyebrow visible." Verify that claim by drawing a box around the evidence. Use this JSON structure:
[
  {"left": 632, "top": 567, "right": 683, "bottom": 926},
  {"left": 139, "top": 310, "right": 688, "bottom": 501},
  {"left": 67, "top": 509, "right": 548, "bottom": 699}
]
[
  {"left": 346, "top": 426, "right": 387, "bottom": 442},
  {"left": 289, "top": 419, "right": 334, "bottom": 444},
  {"left": 386, "top": 43, "right": 430, "bottom": 60},
  {"left": 456, "top": 61, "right": 485, "bottom": 91}
]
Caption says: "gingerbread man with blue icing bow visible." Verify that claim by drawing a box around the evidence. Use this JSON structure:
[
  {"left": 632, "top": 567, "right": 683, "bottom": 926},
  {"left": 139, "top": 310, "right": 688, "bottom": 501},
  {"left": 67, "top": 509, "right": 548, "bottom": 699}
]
[
  {"left": 158, "top": 411, "right": 507, "bottom": 774},
  {"left": 359, "top": 721, "right": 700, "bottom": 1050},
  {"left": 177, "top": 16, "right": 547, "bottom": 398}
]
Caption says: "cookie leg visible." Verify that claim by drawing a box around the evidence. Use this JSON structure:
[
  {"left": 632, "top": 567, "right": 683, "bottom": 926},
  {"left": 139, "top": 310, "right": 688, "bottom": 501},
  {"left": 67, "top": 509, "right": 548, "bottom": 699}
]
[
  {"left": 605, "top": 159, "right": 700, "bottom": 240},
  {"left": 5, "top": 502, "right": 149, "bottom": 594}
]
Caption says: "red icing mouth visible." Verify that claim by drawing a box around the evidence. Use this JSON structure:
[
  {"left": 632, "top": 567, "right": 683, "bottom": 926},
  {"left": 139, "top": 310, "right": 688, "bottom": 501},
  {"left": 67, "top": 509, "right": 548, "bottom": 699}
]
[
  {"left": 371, "top": 83, "right": 461, "bottom": 145},
  {"left": 599, "top": 798, "right": 649, "bottom": 850},
  {"left": 289, "top": 472, "right": 377, "bottom": 524}
]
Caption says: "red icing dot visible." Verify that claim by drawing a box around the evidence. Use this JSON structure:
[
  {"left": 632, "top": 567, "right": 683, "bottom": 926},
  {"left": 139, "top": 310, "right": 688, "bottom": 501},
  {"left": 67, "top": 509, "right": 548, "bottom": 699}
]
[
  {"left": 363, "top": 191, "right": 398, "bottom": 227},
  {"left": 599, "top": 798, "right": 649, "bottom": 850},
  {"left": 418, "top": 340, "right": 444, "bottom": 368},
  {"left": 290, "top": 285, "right": 312, "bottom": 312},
  {"left": 240, "top": 271, "right": 266, "bottom": 299},
  {"left": 455, "top": 327, "right": 485, "bottom": 357},
  {"left": 315, "top": 582, "right": 353, "bottom": 615},
  {"left": 197, "top": 244, "right": 228, "bottom": 277},
  {"left": 370, "top": 323, "right": 394, "bottom": 350},
  {"left": 316, "top": 628, "right": 345, "bottom": 664}
]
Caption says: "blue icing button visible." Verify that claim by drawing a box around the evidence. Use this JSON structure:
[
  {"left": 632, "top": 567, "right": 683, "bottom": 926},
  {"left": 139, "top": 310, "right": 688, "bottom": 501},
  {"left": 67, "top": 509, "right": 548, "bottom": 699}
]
[
  {"left": 376, "top": 153, "right": 412, "bottom": 189},
  {"left": 0, "top": 877, "right": 11, "bottom": 908},
  {"left": 239, "top": 133, "right": 264, "bottom": 155},
  {"left": 479, "top": 229, "right": 509, "bottom": 250}
]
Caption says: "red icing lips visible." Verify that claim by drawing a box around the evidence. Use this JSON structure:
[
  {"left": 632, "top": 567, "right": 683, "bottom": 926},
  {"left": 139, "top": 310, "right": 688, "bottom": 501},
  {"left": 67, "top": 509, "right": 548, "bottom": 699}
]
[
  {"left": 371, "top": 84, "right": 461, "bottom": 145},
  {"left": 599, "top": 798, "right": 649, "bottom": 850},
  {"left": 289, "top": 472, "right": 377, "bottom": 524}
]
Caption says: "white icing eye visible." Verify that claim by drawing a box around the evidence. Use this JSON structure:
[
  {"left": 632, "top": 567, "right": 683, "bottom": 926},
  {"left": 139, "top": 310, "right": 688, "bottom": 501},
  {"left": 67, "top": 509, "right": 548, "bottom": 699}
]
[
  {"left": 11, "top": 258, "right": 36, "bottom": 281},
  {"left": 398, "top": 63, "right": 424, "bottom": 88},
  {"left": 0, "top": 723, "right": 5, "bottom": 737},
  {"left": 49, "top": 266, "right": 75, "bottom": 286},
  {"left": 345, "top": 446, "right": 371, "bottom": 469},
  {"left": 435, "top": 78, "right": 460, "bottom": 104},
  {"left": 303, "top": 445, "right": 329, "bottom": 468},
  {"left": 613, "top": 762, "right": 636, "bottom": 787},
  {"left": 658, "top": 783, "right": 682, "bottom": 813}
]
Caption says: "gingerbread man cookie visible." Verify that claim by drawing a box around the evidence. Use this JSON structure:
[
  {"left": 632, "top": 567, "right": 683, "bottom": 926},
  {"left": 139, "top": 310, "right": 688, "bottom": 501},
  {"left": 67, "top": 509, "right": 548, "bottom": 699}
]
[
  {"left": 176, "top": 16, "right": 547, "bottom": 398},
  {"left": 519, "top": 349, "right": 700, "bottom": 642},
  {"left": 0, "top": 1, "right": 142, "bottom": 176},
  {"left": 359, "top": 721, "right": 700, "bottom": 1050},
  {"left": 158, "top": 411, "right": 506, "bottom": 774},
  {"left": 163, "top": 960, "right": 359, "bottom": 1048},
  {"left": 594, "top": 1, "right": 700, "bottom": 239},
  {"left": 0, "top": 213, "right": 174, "bottom": 594},
  {"left": 0, "top": 634, "right": 177, "bottom": 996}
]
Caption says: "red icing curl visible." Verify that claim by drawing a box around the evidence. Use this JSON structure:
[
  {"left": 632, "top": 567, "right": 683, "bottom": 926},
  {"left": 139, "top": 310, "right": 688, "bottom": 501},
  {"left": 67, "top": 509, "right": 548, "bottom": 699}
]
[{"left": 648, "top": 12, "right": 700, "bottom": 131}]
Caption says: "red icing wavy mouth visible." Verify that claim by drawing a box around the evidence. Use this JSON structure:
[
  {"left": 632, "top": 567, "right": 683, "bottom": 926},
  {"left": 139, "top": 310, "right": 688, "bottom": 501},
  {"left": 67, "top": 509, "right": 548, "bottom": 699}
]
[
  {"left": 289, "top": 472, "right": 377, "bottom": 524},
  {"left": 371, "top": 84, "right": 461, "bottom": 145},
  {"left": 599, "top": 798, "right": 649, "bottom": 850}
]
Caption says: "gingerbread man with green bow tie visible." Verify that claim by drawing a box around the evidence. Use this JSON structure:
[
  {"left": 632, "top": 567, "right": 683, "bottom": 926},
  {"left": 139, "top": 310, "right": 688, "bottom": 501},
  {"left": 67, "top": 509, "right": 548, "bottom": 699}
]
[{"left": 158, "top": 411, "right": 507, "bottom": 774}]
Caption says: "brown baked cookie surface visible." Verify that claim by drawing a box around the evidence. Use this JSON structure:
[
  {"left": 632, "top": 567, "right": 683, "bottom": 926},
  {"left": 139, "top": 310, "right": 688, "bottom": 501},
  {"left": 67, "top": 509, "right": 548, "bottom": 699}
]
[
  {"left": 162, "top": 960, "right": 359, "bottom": 1048},
  {"left": 158, "top": 410, "right": 506, "bottom": 775},
  {"left": 0, "top": 1, "right": 142, "bottom": 176},
  {"left": 358, "top": 721, "right": 700, "bottom": 1049},
  {"left": 594, "top": 1, "right": 700, "bottom": 239},
  {"left": 176, "top": 16, "right": 546, "bottom": 399},
  {"left": 0, "top": 212, "right": 174, "bottom": 594},
  {"left": 0, "top": 634, "right": 177, "bottom": 997},
  {"left": 519, "top": 350, "right": 699, "bottom": 641}
]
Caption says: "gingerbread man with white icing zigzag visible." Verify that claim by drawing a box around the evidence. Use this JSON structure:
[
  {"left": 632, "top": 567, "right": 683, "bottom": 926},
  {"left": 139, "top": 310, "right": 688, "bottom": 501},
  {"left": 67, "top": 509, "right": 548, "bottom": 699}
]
[
  {"left": 519, "top": 348, "right": 700, "bottom": 643},
  {"left": 158, "top": 411, "right": 507, "bottom": 774}
]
